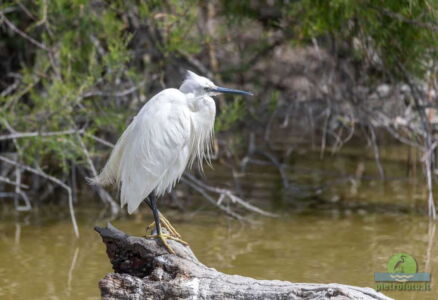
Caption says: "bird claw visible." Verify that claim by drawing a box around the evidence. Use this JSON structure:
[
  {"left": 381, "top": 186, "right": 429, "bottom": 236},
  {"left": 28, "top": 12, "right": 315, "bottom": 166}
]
[
  {"left": 146, "top": 213, "right": 182, "bottom": 239},
  {"left": 145, "top": 233, "right": 188, "bottom": 254},
  {"left": 145, "top": 214, "right": 187, "bottom": 254}
]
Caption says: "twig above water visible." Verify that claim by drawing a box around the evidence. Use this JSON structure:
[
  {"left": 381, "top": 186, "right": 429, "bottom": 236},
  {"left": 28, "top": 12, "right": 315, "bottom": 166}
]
[
  {"left": 0, "top": 155, "right": 79, "bottom": 237},
  {"left": 183, "top": 173, "right": 278, "bottom": 218},
  {"left": 0, "top": 129, "right": 84, "bottom": 141}
]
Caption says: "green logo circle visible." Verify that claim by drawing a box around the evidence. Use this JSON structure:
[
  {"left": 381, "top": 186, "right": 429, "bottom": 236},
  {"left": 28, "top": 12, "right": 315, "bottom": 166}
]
[{"left": 387, "top": 253, "right": 417, "bottom": 273}]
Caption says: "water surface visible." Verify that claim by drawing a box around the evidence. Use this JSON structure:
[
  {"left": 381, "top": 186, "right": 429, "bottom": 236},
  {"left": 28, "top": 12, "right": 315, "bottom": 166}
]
[
  {"left": 1, "top": 146, "right": 437, "bottom": 299},
  {"left": 0, "top": 206, "right": 436, "bottom": 300}
]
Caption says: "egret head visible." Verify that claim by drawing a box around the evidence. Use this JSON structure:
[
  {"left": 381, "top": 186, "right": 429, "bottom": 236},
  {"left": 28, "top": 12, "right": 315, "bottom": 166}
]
[{"left": 180, "top": 70, "right": 253, "bottom": 97}]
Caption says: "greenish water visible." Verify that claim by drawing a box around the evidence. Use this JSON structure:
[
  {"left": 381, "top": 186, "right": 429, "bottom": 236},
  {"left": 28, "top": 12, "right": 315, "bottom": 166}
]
[
  {"left": 0, "top": 207, "right": 437, "bottom": 300},
  {"left": 1, "top": 146, "right": 437, "bottom": 299}
]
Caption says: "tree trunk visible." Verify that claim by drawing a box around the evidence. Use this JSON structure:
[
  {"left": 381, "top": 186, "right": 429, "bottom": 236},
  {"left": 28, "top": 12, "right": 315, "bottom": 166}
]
[{"left": 96, "top": 224, "right": 392, "bottom": 300}]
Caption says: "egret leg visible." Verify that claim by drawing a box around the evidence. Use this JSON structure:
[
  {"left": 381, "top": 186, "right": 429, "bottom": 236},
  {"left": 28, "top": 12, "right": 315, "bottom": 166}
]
[
  {"left": 144, "top": 198, "right": 182, "bottom": 238},
  {"left": 144, "top": 194, "right": 187, "bottom": 254}
]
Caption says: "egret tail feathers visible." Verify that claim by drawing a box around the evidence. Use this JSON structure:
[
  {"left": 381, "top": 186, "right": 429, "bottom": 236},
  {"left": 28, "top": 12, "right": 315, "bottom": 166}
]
[{"left": 87, "top": 123, "right": 134, "bottom": 186}]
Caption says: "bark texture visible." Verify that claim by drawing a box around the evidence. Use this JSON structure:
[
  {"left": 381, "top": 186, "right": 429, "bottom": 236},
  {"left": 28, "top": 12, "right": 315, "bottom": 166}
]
[{"left": 96, "top": 224, "right": 392, "bottom": 300}]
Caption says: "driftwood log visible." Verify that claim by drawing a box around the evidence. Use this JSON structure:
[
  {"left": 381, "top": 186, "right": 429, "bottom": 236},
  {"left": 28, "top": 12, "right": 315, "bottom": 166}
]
[{"left": 96, "top": 224, "right": 392, "bottom": 300}]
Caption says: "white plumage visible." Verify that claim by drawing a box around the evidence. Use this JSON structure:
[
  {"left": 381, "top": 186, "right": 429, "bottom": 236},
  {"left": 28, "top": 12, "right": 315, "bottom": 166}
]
[{"left": 91, "top": 70, "right": 251, "bottom": 214}]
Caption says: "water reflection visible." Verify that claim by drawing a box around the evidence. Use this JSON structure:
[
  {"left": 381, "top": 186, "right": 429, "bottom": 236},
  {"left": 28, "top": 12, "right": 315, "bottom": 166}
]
[
  {"left": 425, "top": 221, "right": 436, "bottom": 274},
  {"left": 67, "top": 247, "right": 79, "bottom": 296},
  {"left": 1, "top": 206, "right": 436, "bottom": 300}
]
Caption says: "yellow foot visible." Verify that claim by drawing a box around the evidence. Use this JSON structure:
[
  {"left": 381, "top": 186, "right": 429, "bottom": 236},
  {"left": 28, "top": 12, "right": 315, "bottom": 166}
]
[
  {"left": 145, "top": 233, "right": 189, "bottom": 254},
  {"left": 146, "top": 213, "right": 182, "bottom": 239}
]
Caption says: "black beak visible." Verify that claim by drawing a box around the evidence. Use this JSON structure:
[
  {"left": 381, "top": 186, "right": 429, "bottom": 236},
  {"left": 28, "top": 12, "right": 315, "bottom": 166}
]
[{"left": 211, "top": 86, "right": 253, "bottom": 96}]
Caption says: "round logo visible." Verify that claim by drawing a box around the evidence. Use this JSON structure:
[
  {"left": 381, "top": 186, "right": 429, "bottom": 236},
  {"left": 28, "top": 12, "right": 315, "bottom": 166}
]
[{"left": 387, "top": 253, "right": 417, "bottom": 274}]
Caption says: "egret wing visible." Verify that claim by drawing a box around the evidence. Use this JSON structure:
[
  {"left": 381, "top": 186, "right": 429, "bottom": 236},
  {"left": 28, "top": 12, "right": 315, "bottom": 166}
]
[{"left": 118, "top": 89, "right": 192, "bottom": 213}]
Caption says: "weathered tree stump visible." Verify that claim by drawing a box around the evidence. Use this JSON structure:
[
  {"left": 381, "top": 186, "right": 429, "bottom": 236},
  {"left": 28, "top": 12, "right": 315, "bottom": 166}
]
[{"left": 96, "top": 224, "right": 392, "bottom": 300}]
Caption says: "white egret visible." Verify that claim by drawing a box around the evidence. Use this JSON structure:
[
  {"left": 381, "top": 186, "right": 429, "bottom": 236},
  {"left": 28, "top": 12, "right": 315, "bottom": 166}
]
[{"left": 91, "top": 70, "right": 252, "bottom": 253}]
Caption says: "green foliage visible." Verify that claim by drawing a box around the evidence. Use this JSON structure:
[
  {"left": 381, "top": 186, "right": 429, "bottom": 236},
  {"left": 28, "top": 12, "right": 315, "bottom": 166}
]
[
  {"left": 0, "top": 0, "right": 227, "bottom": 178},
  {"left": 220, "top": 0, "right": 437, "bottom": 79},
  {"left": 288, "top": 0, "right": 438, "bottom": 78},
  {"left": 153, "top": 0, "right": 201, "bottom": 55},
  {"left": 215, "top": 98, "right": 246, "bottom": 132},
  {"left": 1, "top": 0, "right": 134, "bottom": 174},
  {"left": 268, "top": 91, "right": 280, "bottom": 114},
  {"left": 1, "top": 0, "right": 437, "bottom": 181}
]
